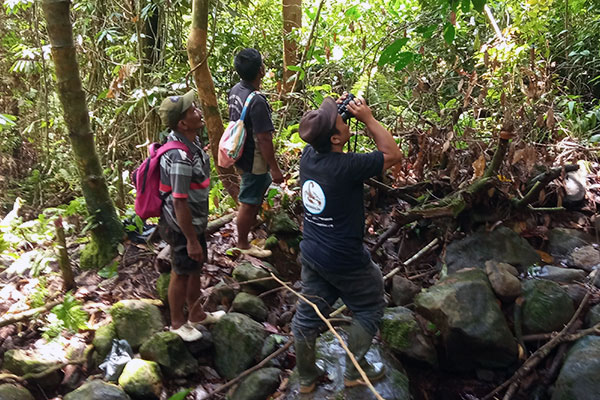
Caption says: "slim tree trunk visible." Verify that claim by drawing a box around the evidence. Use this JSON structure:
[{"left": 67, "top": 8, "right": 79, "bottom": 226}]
[
  {"left": 42, "top": 0, "right": 124, "bottom": 269},
  {"left": 187, "top": 0, "right": 239, "bottom": 200},
  {"left": 282, "top": 0, "right": 301, "bottom": 93}
]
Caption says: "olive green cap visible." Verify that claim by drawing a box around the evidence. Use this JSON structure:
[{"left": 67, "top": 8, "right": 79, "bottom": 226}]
[{"left": 158, "top": 89, "right": 195, "bottom": 128}]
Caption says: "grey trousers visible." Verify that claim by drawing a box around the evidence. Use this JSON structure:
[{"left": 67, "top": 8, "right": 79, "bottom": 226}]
[{"left": 291, "top": 256, "right": 385, "bottom": 341}]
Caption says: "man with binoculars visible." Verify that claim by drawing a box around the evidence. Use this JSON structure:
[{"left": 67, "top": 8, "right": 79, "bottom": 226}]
[{"left": 292, "top": 94, "right": 403, "bottom": 392}]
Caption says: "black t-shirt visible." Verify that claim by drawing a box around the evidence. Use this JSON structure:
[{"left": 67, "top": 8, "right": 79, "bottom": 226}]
[
  {"left": 227, "top": 81, "right": 274, "bottom": 173},
  {"left": 299, "top": 145, "right": 384, "bottom": 270}
]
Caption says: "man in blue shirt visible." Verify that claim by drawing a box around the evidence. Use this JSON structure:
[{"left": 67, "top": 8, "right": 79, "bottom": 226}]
[
  {"left": 292, "top": 95, "right": 402, "bottom": 392},
  {"left": 228, "top": 49, "right": 284, "bottom": 258}
]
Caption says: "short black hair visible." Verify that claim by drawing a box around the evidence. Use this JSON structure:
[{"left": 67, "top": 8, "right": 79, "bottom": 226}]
[
  {"left": 234, "top": 48, "right": 262, "bottom": 81},
  {"left": 312, "top": 127, "right": 338, "bottom": 153}
]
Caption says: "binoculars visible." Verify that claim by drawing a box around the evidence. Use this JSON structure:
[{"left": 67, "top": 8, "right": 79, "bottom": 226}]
[{"left": 337, "top": 93, "right": 356, "bottom": 123}]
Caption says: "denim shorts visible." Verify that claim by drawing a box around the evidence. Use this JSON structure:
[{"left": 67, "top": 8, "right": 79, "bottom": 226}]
[
  {"left": 238, "top": 172, "right": 272, "bottom": 205},
  {"left": 158, "top": 220, "right": 207, "bottom": 276}
]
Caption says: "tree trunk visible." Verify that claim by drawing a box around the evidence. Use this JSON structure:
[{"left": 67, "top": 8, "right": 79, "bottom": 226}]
[
  {"left": 42, "top": 0, "right": 124, "bottom": 269},
  {"left": 282, "top": 0, "right": 301, "bottom": 93},
  {"left": 187, "top": 0, "right": 239, "bottom": 200}
]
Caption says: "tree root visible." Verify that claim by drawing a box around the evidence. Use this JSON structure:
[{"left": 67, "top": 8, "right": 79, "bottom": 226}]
[{"left": 0, "top": 357, "right": 86, "bottom": 383}]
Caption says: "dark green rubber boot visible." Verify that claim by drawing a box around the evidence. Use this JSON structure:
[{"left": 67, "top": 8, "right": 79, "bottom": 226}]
[
  {"left": 344, "top": 321, "right": 386, "bottom": 387},
  {"left": 295, "top": 338, "right": 325, "bottom": 393}
]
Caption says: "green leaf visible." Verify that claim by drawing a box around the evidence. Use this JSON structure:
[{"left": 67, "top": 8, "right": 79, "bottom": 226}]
[
  {"left": 168, "top": 389, "right": 192, "bottom": 400},
  {"left": 415, "top": 24, "right": 437, "bottom": 39},
  {"left": 472, "top": 0, "right": 485, "bottom": 12},
  {"left": 394, "top": 52, "right": 415, "bottom": 71},
  {"left": 378, "top": 37, "right": 409, "bottom": 66},
  {"left": 443, "top": 23, "right": 455, "bottom": 45},
  {"left": 461, "top": 0, "right": 471, "bottom": 12},
  {"left": 590, "top": 134, "right": 600, "bottom": 143},
  {"left": 98, "top": 261, "right": 119, "bottom": 279}
]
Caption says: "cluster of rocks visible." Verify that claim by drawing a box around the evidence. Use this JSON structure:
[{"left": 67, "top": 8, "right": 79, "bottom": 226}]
[
  {"left": 0, "top": 261, "right": 291, "bottom": 400},
  {"left": 379, "top": 226, "right": 600, "bottom": 399}
]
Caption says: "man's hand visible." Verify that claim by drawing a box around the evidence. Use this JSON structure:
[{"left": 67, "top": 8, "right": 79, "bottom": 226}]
[
  {"left": 271, "top": 167, "right": 284, "bottom": 184},
  {"left": 187, "top": 239, "right": 204, "bottom": 262},
  {"left": 346, "top": 97, "right": 374, "bottom": 124}
]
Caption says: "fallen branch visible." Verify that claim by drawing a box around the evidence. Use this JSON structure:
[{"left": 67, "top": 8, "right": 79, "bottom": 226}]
[
  {"left": 484, "top": 272, "right": 599, "bottom": 400},
  {"left": 199, "top": 339, "right": 293, "bottom": 400},
  {"left": 332, "top": 238, "right": 439, "bottom": 318},
  {"left": 270, "top": 274, "right": 386, "bottom": 400},
  {"left": 0, "top": 357, "right": 85, "bottom": 383},
  {"left": 0, "top": 300, "right": 62, "bottom": 328},
  {"left": 522, "top": 323, "right": 600, "bottom": 342},
  {"left": 513, "top": 164, "right": 579, "bottom": 208},
  {"left": 206, "top": 212, "right": 235, "bottom": 235}
]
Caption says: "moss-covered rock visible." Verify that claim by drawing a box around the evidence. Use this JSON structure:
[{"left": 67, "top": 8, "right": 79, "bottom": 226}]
[
  {"left": 110, "top": 299, "right": 164, "bottom": 350},
  {"left": 139, "top": 332, "right": 198, "bottom": 377},
  {"left": 232, "top": 262, "right": 279, "bottom": 292},
  {"left": 260, "top": 334, "right": 288, "bottom": 368},
  {"left": 93, "top": 322, "right": 117, "bottom": 366},
  {"left": 522, "top": 279, "right": 575, "bottom": 334},
  {"left": 270, "top": 213, "right": 299, "bottom": 234},
  {"left": 380, "top": 307, "right": 437, "bottom": 366},
  {"left": 213, "top": 312, "right": 267, "bottom": 380},
  {"left": 552, "top": 336, "right": 600, "bottom": 400},
  {"left": 63, "top": 380, "right": 131, "bottom": 400},
  {"left": 2, "top": 349, "right": 62, "bottom": 389},
  {"left": 156, "top": 273, "right": 170, "bottom": 304},
  {"left": 229, "top": 367, "right": 281, "bottom": 400},
  {"left": 118, "top": 359, "right": 162, "bottom": 400},
  {"left": 443, "top": 226, "right": 540, "bottom": 273},
  {"left": 415, "top": 268, "right": 517, "bottom": 370},
  {"left": 232, "top": 292, "right": 268, "bottom": 322},
  {"left": 0, "top": 384, "right": 34, "bottom": 400}
]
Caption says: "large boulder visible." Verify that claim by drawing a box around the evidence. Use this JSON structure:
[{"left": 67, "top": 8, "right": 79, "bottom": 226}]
[
  {"left": 547, "top": 228, "right": 593, "bottom": 257},
  {"left": 139, "top": 332, "right": 198, "bottom": 377},
  {"left": 63, "top": 380, "right": 131, "bottom": 400},
  {"left": 212, "top": 312, "right": 266, "bottom": 380},
  {"left": 522, "top": 280, "right": 575, "bottom": 334},
  {"left": 552, "top": 336, "right": 600, "bottom": 400},
  {"left": 118, "top": 359, "right": 162, "bottom": 400},
  {"left": 110, "top": 299, "right": 164, "bottom": 350},
  {"left": 2, "top": 348, "right": 62, "bottom": 389},
  {"left": 390, "top": 276, "right": 421, "bottom": 306},
  {"left": 586, "top": 304, "right": 600, "bottom": 328},
  {"left": 443, "top": 226, "right": 540, "bottom": 273},
  {"left": 270, "top": 213, "right": 300, "bottom": 234},
  {"left": 380, "top": 307, "right": 437, "bottom": 366},
  {"left": 229, "top": 367, "right": 281, "bottom": 400},
  {"left": 232, "top": 292, "right": 268, "bottom": 322},
  {"left": 0, "top": 384, "right": 34, "bottom": 400},
  {"left": 415, "top": 268, "right": 517, "bottom": 370},
  {"left": 92, "top": 322, "right": 117, "bottom": 367}
]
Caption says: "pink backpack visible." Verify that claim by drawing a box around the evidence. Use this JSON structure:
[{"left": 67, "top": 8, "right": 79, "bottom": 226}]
[{"left": 133, "top": 141, "right": 191, "bottom": 219}]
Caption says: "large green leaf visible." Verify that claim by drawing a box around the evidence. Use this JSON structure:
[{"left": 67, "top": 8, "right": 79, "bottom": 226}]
[
  {"left": 394, "top": 52, "right": 415, "bottom": 71},
  {"left": 461, "top": 0, "right": 471, "bottom": 13},
  {"left": 378, "top": 37, "right": 410, "bottom": 66},
  {"left": 443, "top": 23, "right": 455, "bottom": 45},
  {"left": 472, "top": 0, "right": 486, "bottom": 12},
  {"left": 416, "top": 24, "right": 437, "bottom": 39}
]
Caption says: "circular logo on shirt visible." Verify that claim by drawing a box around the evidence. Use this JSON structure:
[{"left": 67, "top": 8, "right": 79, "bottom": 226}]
[{"left": 302, "top": 180, "right": 326, "bottom": 214}]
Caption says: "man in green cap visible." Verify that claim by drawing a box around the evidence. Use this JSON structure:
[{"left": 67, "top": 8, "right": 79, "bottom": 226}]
[{"left": 157, "top": 90, "right": 224, "bottom": 342}]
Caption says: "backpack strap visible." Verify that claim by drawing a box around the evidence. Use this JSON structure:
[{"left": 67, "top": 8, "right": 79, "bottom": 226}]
[
  {"left": 239, "top": 91, "right": 259, "bottom": 121},
  {"left": 156, "top": 140, "right": 191, "bottom": 158}
]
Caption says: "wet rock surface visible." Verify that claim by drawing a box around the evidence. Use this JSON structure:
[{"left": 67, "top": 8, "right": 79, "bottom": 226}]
[
  {"left": 63, "top": 380, "right": 131, "bottom": 400},
  {"left": 522, "top": 279, "right": 575, "bottom": 334},
  {"left": 552, "top": 336, "right": 600, "bottom": 400},
  {"left": 110, "top": 299, "right": 164, "bottom": 350}
]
